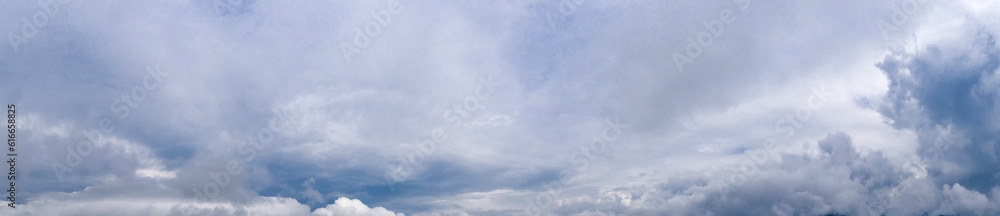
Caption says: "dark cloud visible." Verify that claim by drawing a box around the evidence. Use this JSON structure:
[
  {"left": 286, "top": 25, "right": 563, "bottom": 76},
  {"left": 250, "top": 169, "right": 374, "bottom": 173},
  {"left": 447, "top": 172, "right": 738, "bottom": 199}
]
[
  {"left": 876, "top": 29, "right": 1000, "bottom": 193},
  {"left": 539, "top": 132, "right": 910, "bottom": 215},
  {"left": 2, "top": 0, "right": 1000, "bottom": 215}
]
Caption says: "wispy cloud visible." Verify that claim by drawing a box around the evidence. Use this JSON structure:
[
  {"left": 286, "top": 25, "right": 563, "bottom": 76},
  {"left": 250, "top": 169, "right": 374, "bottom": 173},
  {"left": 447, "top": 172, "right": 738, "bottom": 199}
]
[{"left": 2, "top": 0, "right": 999, "bottom": 215}]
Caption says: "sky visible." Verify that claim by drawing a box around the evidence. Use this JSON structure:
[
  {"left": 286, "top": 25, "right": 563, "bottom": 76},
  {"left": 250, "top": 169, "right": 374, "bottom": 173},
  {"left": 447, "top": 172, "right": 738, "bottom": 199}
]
[{"left": 1, "top": 0, "right": 999, "bottom": 215}]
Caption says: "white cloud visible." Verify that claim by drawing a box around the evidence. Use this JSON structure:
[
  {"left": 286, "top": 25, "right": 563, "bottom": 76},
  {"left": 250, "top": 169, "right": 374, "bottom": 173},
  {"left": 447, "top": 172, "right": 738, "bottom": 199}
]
[
  {"left": 2, "top": 0, "right": 1000, "bottom": 215},
  {"left": 14, "top": 190, "right": 403, "bottom": 216},
  {"left": 312, "top": 197, "right": 405, "bottom": 216}
]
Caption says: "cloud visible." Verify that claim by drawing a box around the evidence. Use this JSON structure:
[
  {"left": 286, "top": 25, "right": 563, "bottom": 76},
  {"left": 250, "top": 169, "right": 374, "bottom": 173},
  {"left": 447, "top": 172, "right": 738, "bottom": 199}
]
[
  {"left": 519, "top": 132, "right": 909, "bottom": 215},
  {"left": 312, "top": 197, "right": 405, "bottom": 216},
  {"left": 13, "top": 188, "right": 403, "bottom": 216},
  {"left": 11, "top": 193, "right": 312, "bottom": 216},
  {"left": 874, "top": 12, "right": 1000, "bottom": 193},
  {"left": 510, "top": 2, "right": 1000, "bottom": 214},
  {"left": 1, "top": 0, "right": 1000, "bottom": 215}
]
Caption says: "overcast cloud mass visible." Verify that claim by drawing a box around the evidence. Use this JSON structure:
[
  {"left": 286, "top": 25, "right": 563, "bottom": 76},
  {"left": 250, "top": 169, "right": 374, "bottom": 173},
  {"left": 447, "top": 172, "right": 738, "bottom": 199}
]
[{"left": 2, "top": 0, "right": 1000, "bottom": 215}]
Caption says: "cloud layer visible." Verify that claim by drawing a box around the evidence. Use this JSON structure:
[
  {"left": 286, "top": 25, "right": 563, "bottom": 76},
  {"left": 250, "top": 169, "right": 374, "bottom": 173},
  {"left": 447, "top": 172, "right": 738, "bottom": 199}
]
[{"left": 1, "top": 0, "right": 999, "bottom": 215}]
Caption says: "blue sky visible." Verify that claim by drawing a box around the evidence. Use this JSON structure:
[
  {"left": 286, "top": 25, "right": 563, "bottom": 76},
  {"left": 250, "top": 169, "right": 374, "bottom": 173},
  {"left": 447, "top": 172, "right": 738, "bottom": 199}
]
[{"left": 1, "top": 0, "right": 1000, "bottom": 215}]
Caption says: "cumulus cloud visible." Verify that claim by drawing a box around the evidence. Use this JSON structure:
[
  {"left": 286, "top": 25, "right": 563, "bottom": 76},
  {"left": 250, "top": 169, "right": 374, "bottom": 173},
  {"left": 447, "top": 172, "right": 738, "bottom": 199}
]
[
  {"left": 875, "top": 27, "right": 1000, "bottom": 193},
  {"left": 14, "top": 195, "right": 403, "bottom": 216},
  {"left": 2, "top": 0, "right": 1000, "bottom": 215},
  {"left": 313, "top": 197, "right": 405, "bottom": 216},
  {"left": 529, "top": 2, "right": 1000, "bottom": 214},
  {"left": 12, "top": 190, "right": 404, "bottom": 216},
  {"left": 523, "top": 132, "right": 909, "bottom": 215},
  {"left": 11, "top": 193, "right": 312, "bottom": 216}
]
